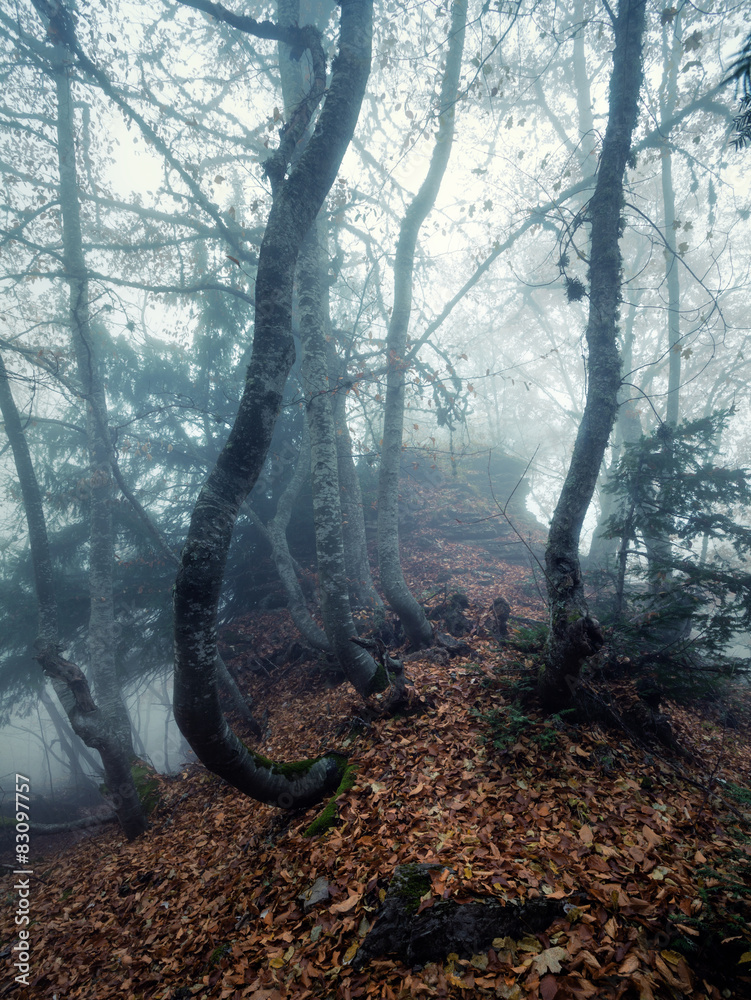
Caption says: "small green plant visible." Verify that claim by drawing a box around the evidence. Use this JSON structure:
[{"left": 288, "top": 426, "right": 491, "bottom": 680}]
[
  {"left": 725, "top": 782, "right": 751, "bottom": 807},
  {"left": 475, "top": 704, "right": 558, "bottom": 754},
  {"left": 669, "top": 847, "right": 751, "bottom": 986},
  {"left": 507, "top": 622, "right": 549, "bottom": 654},
  {"left": 207, "top": 942, "right": 231, "bottom": 968},
  {"left": 531, "top": 726, "right": 559, "bottom": 751}
]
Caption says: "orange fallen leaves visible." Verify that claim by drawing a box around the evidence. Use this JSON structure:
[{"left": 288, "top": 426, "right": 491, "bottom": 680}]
[{"left": 2, "top": 499, "right": 750, "bottom": 1000}]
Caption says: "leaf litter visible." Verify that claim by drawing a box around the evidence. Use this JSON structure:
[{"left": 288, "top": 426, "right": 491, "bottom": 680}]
[{"left": 1, "top": 477, "right": 750, "bottom": 1000}]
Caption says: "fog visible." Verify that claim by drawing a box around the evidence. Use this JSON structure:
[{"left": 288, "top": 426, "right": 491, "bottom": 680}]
[{"left": 1, "top": 0, "right": 750, "bottom": 827}]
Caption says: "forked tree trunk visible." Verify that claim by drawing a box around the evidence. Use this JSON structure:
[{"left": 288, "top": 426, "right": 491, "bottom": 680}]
[
  {"left": 377, "top": 0, "right": 467, "bottom": 648},
  {"left": 539, "top": 0, "right": 647, "bottom": 712}
]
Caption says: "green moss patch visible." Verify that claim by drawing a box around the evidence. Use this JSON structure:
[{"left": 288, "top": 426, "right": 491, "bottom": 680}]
[
  {"left": 303, "top": 763, "right": 357, "bottom": 838},
  {"left": 132, "top": 761, "right": 161, "bottom": 815},
  {"left": 391, "top": 863, "right": 434, "bottom": 915},
  {"left": 247, "top": 748, "right": 319, "bottom": 778}
]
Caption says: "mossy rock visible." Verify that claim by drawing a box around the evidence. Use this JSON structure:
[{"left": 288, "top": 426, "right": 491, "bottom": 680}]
[
  {"left": 390, "top": 862, "right": 436, "bottom": 915},
  {"left": 353, "top": 863, "right": 565, "bottom": 969}
]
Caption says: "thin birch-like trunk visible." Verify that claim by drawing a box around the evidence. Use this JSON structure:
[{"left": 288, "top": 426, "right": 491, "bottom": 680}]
[
  {"left": 297, "top": 223, "right": 386, "bottom": 695},
  {"left": 540, "top": 0, "right": 647, "bottom": 712},
  {"left": 0, "top": 351, "right": 146, "bottom": 840},
  {"left": 377, "top": 0, "right": 467, "bottom": 647}
]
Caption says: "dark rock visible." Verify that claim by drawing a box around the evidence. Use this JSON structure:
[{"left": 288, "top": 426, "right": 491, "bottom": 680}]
[
  {"left": 298, "top": 876, "right": 330, "bottom": 912},
  {"left": 429, "top": 592, "right": 472, "bottom": 636},
  {"left": 353, "top": 863, "right": 565, "bottom": 969},
  {"left": 490, "top": 596, "right": 511, "bottom": 637},
  {"left": 434, "top": 631, "right": 473, "bottom": 657}
]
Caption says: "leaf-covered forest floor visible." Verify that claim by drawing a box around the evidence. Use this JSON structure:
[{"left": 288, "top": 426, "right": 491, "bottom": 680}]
[{"left": 2, "top": 473, "right": 751, "bottom": 1000}]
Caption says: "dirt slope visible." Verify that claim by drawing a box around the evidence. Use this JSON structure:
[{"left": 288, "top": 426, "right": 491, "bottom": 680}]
[{"left": 2, "top": 474, "right": 750, "bottom": 1000}]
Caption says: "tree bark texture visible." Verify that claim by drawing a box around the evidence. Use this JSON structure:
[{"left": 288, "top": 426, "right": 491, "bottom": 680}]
[
  {"left": 173, "top": 0, "right": 373, "bottom": 805},
  {"left": 297, "top": 223, "right": 386, "bottom": 695},
  {"left": 0, "top": 352, "right": 147, "bottom": 840},
  {"left": 28, "top": 6, "right": 149, "bottom": 838},
  {"left": 377, "top": 0, "right": 466, "bottom": 648},
  {"left": 328, "top": 343, "right": 383, "bottom": 614},
  {"left": 540, "top": 0, "right": 647, "bottom": 712}
]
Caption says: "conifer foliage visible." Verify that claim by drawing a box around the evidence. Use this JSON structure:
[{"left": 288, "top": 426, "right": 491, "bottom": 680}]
[{"left": 602, "top": 410, "right": 751, "bottom": 677}]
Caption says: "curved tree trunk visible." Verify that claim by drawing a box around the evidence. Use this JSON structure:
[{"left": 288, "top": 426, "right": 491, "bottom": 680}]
[
  {"left": 23, "top": 3, "right": 149, "bottom": 838},
  {"left": 539, "top": 0, "right": 647, "bottom": 712},
  {"left": 0, "top": 352, "right": 147, "bottom": 840},
  {"left": 377, "top": 0, "right": 467, "bottom": 648},
  {"left": 173, "top": 0, "right": 374, "bottom": 806}
]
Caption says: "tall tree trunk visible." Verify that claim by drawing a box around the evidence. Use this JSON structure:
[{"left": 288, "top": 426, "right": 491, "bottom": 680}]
[
  {"left": 245, "top": 422, "right": 332, "bottom": 652},
  {"left": 297, "top": 223, "right": 386, "bottom": 695},
  {"left": 25, "top": 2, "right": 149, "bottom": 837},
  {"left": 641, "top": 9, "right": 683, "bottom": 607},
  {"left": 0, "top": 352, "right": 147, "bottom": 840},
  {"left": 54, "top": 57, "right": 146, "bottom": 838},
  {"left": 661, "top": 9, "right": 683, "bottom": 429},
  {"left": 173, "top": 0, "right": 374, "bottom": 805},
  {"left": 377, "top": 0, "right": 467, "bottom": 648},
  {"left": 539, "top": 0, "right": 647, "bottom": 712},
  {"left": 327, "top": 342, "right": 383, "bottom": 614}
]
